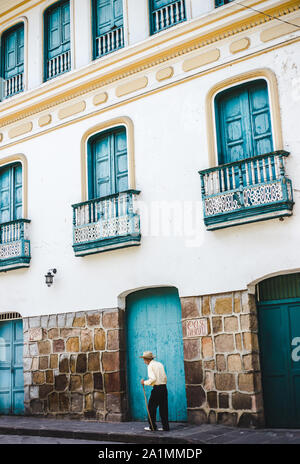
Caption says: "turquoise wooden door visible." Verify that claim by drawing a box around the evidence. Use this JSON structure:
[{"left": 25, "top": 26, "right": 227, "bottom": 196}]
[
  {"left": 0, "top": 163, "right": 22, "bottom": 224},
  {"left": 126, "top": 287, "right": 187, "bottom": 422},
  {"left": 258, "top": 300, "right": 300, "bottom": 427},
  {"left": 216, "top": 79, "right": 273, "bottom": 165},
  {"left": 0, "top": 319, "right": 24, "bottom": 415},
  {"left": 89, "top": 127, "right": 128, "bottom": 199}
]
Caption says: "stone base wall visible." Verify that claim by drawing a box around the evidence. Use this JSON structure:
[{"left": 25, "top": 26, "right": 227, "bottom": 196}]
[
  {"left": 23, "top": 309, "right": 126, "bottom": 421},
  {"left": 181, "top": 290, "right": 264, "bottom": 427}
]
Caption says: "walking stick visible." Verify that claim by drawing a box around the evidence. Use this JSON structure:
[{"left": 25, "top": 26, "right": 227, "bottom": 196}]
[{"left": 142, "top": 384, "right": 155, "bottom": 431}]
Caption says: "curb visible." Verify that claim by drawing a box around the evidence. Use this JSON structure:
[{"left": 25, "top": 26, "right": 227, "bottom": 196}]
[{"left": 0, "top": 425, "right": 199, "bottom": 444}]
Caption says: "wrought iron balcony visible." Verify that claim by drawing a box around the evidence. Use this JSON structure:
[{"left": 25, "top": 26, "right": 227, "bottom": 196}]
[
  {"left": 150, "top": 0, "right": 186, "bottom": 35},
  {"left": 199, "top": 151, "right": 294, "bottom": 230},
  {"left": 72, "top": 190, "right": 141, "bottom": 256},
  {"left": 0, "top": 219, "right": 31, "bottom": 271}
]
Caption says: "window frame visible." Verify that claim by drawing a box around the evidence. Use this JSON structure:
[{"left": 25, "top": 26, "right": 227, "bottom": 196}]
[
  {"left": 87, "top": 125, "right": 129, "bottom": 200},
  {"left": 0, "top": 161, "right": 23, "bottom": 224},
  {"left": 1, "top": 22, "right": 25, "bottom": 99},
  {"left": 43, "top": 0, "right": 71, "bottom": 82}
]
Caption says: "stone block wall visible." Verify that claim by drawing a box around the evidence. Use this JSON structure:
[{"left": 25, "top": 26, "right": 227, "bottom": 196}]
[
  {"left": 181, "top": 290, "right": 264, "bottom": 427},
  {"left": 23, "top": 309, "right": 126, "bottom": 421}
]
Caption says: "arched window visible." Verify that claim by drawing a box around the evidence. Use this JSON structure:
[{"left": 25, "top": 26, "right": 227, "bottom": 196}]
[
  {"left": 92, "top": 0, "right": 124, "bottom": 59},
  {"left": 215, "top": 79, "right": 273, "bottom": 165},
  {"left": 0, "top": 162, "right": 22, "bottom": 224},
  {"left": 44, "top": 0, "right": 71, "bottom": 81},
  {"left": 1, "top": 23, "right": 24, "bottom": 99},
  {"left": 87, "top": 126, "right": 128, "bottom": 200}
]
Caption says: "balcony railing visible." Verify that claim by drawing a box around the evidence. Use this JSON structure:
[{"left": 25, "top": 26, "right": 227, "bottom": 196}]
[
  {"left": 3, "top": 73, "right": 24, "bottom": 99},
  {"left": 72, "top": 190, "right": 141, "bottom": 256},
  {"left": 151, "top": 0, "right": 186, "bottom": 35},
  {"left": 0, "top": 219, "right": 31, "bottom": 271},
  {"left": 46, "top": 50, "right": 71, "bottom": 80},
  {"left": 199, "top": 151, "right": 294, "bottom": 230},
  {"left": 95, "top": 26, "right": 124, "bottom": 59}
]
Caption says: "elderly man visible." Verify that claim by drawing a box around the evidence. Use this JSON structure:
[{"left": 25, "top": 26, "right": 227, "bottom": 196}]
[{"left": 140, "top": 351, "right": 170, "bottom": 432}]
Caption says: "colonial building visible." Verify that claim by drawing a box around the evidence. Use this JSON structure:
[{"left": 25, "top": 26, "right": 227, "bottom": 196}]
[{"left": 0, "top": 0, "right": 300, "bottom": 428}]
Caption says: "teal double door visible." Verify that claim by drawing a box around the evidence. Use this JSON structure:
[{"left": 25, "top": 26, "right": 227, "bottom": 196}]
[
  {"left": 258, "top": 300, "right": 300, "bottom": 428},
  {"left": 126, "top": 287, "right": 187, "bottom": 422},
  {"left": 0, "top": 319, "right": 24, "bottom": 415}
]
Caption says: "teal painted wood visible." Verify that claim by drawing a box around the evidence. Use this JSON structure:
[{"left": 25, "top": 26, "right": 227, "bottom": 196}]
[
  {"left": 0, "top": 319, "right": 24, "bottom": 415},
  {"left": 2, "top": 23, "right": 24, "bottom": 81},
  {"left": 0, "top": 219, "right": 31, "bottom": 271},
  {"left": 89, "top": 126, "right": 128, "bottom": 199},
  {"left": 198, "top": 150, "right": 294, "bottom": 230},
  {"left": 126, "top": 287, "right": 187, "bottom": 422},
  {"left": 215, "top": 0, "right": 235, "bottom": 7},
  {"left": 0, "top": 163, "right": 22, "bottom": 224},
  {"left": 258, "top": 274, "right": 300, "bottom": 302},
  {"left": 72, "top": 190, "right": 141, "bottom": 256},
  {"left": 44, "top": 0, "right": 70, "bottom": 80},
  {"left": 216, "top": 80, "right": 273, "bottom": 165},
  {"left": 92, "top": 0, "right": 124, "bottom": 58},
  {"left": 150, "top": 0, "right": 186, "bottom": 35},
  {"left": 258, "top": 299, "right": 300, "bottom": 427}
]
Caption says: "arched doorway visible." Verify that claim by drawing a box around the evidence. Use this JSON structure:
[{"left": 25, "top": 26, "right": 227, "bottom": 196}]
[
  {"left": 257, "top": 273, "right": 300, "bottom": 427},
  {"left": 0, "top": 316, "right": 24, "bottom": 415},
  {"left": 126, "top": 287, "right": 187, "bottom": 422}
]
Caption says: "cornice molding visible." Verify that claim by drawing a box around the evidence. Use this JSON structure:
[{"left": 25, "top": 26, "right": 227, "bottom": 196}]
[{"left": 0, "top": 0, "right": 299, "bottom": 128}]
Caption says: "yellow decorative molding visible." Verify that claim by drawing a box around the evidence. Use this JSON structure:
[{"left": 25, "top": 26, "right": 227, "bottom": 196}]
[
  {"left": 156, "top": 66, "right": 174, "bottom": 82},
  {"left": 183, "top": 49, "right": 220, "bottom": 72},
  {"left": 80, "top": 117, "right": 136, "bottom": 201},
  {"left": 205, "top": 68, "right": 283, "bottom": 168},
  {"left": 116, "top": 77, "right": 148, "bottom": 98},
  {"left": 0, "top": 133, "right": 3, "bottom": 142},
  {"left": 93, "top": 92, "right": 108, "bottom": 106},
  {"left": 0, "top": 154, "right": 28, "bottom": 217},
  {"left": 58, "top": 101, "right": 86, "bottom": 120},
  {"left": 0, "top": 37, "right": 298, "bottom": 153},
  {"left": 260, "top": 16, "right": 300, "bottom": 42},
  {"left": 230, "top": 38, "right": 250, "bottom": 54},
  {"left": 8, "top": 121, "right": 33, "bottom": 139},
  {"left": 0, "top": 1, "right": 299, "bottom": 128},
  {"left": 38, "top": 114, "right": 52, "bottom": 127}
]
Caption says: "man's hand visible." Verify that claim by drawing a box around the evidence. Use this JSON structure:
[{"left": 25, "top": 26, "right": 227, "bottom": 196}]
[{"left": 141, "top": 379, "right": 145, "bottom": 385}]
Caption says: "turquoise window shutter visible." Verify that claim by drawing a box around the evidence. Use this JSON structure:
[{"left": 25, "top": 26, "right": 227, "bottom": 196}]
[
  {"left": 216, "top": 80, "right": 273, "bottom": 165},
  {"left": 3, "top": 24, "right": 24, "bottom": 80},
  {"left": 89, "top": 127, "right": 128, "bottom": 199},
  {"left": 0, "top": 164, "right": 22, "bottom": 224},
  {"left": 45, "top": 0, "right": 70, "bottom": 80},
  {"left": 95, "top": 0, "right": 123, "bottom": 36},
  {"left": 46, "top": 1, "right": 70, "bottom": 60}
]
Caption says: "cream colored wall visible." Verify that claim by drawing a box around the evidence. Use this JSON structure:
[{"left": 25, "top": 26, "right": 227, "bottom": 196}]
[{"left": 0, "top": 1, "right": 299, "bottom": 316}]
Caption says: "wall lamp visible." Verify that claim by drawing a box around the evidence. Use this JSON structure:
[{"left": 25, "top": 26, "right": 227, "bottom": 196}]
[{"left": 45, "top": 268, "right": 57, "bottom": 287}]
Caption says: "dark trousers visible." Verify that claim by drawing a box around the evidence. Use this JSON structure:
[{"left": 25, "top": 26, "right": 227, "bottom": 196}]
[{"left": 148, "top": 385, "right": 169, "bottom": 430}]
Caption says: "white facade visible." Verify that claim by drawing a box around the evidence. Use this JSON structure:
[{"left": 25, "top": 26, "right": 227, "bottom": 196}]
[{"left": 0, "top": 0, "right": 299, "bottom": 317}]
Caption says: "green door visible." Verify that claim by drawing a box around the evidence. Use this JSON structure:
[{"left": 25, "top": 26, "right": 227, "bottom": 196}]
[{"left": 258, "top": 299, "right": 300, "bottom": 427}]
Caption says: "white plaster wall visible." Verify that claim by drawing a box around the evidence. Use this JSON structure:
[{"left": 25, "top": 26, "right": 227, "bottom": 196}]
[{"left": 0, "top": 36, "right": 299, "bottom": 317}]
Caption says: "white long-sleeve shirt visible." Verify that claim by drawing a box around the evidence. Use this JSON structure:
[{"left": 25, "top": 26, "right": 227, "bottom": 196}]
[{"left": 144, "top": 360, "right": 167, "bottom": 386}]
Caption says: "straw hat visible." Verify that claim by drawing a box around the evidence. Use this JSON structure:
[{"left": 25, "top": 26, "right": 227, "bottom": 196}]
[{"left": 140, "top": 351, "right": 155, "bottom": 359}]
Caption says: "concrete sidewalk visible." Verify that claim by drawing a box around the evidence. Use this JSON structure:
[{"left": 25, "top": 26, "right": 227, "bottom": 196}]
[{"left": 0, "top": 415, "right": 300, "bottom": 444}]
